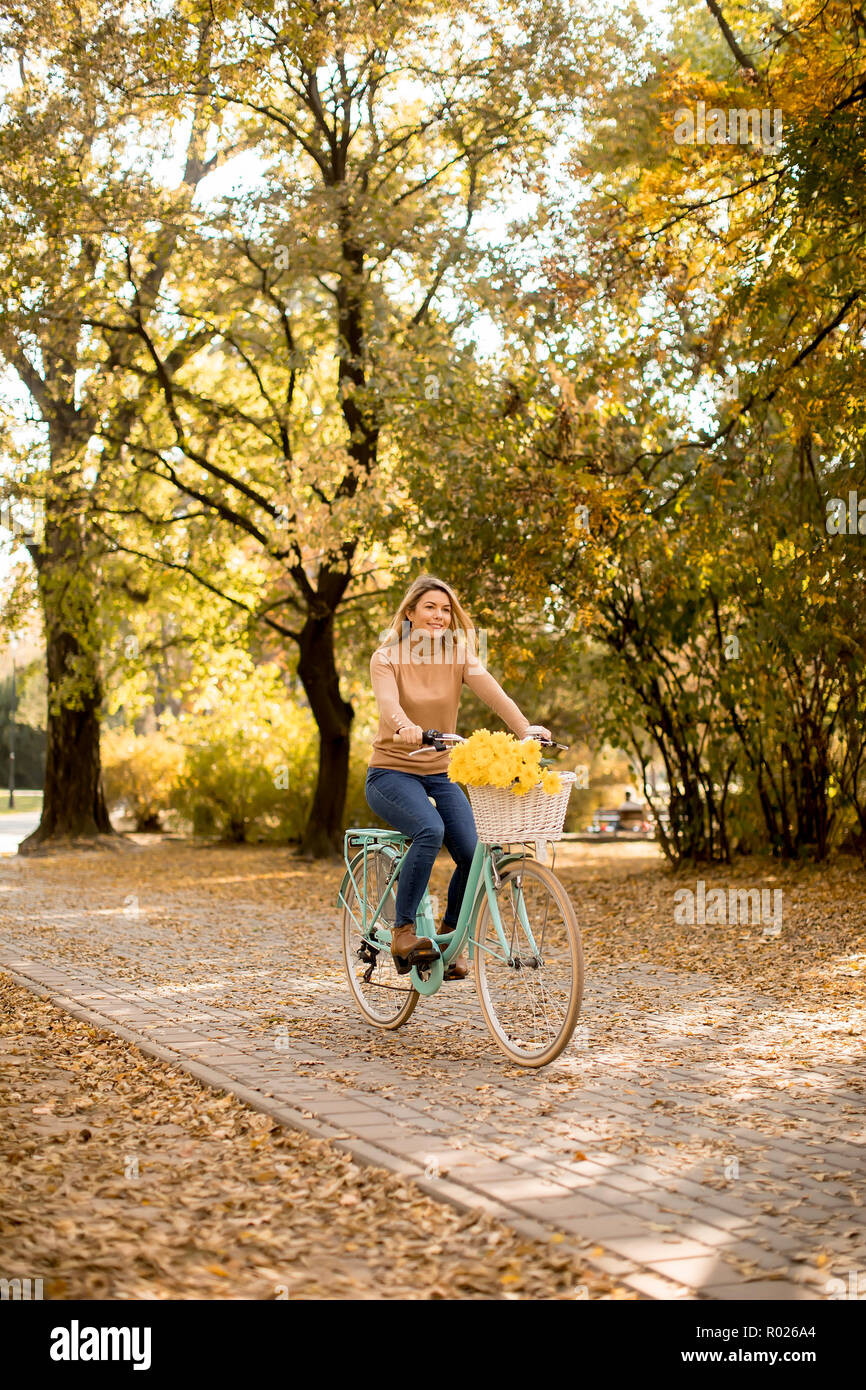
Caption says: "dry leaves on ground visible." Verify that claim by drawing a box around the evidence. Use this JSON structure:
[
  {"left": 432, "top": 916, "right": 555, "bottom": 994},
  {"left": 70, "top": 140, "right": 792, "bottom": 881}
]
[{"left": 0, "top": 973, "right": 629, "bottom": 1301}]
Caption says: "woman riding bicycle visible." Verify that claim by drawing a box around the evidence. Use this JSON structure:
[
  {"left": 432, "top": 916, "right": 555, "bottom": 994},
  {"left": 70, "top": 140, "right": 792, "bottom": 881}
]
[{"left": 365, "top": 575, "right": 550, "bottom": 981}]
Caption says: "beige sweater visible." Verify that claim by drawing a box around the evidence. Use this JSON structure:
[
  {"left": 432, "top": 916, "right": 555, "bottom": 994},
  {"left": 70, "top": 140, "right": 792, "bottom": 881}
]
[{"left": 369, "top": 635, "right": 530, "bottom": 774}]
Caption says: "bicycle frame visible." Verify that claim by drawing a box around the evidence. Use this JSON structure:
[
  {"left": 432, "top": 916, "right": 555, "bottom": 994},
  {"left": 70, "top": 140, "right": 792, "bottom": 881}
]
[{"left": 339, "top": 832, "right": 541, "bottom": 998}]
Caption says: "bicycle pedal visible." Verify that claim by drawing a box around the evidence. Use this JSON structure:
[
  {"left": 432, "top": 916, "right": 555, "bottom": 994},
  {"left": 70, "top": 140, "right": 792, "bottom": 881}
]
[{"left": 392, "top": 945, "right": 440, "bottom": 977}]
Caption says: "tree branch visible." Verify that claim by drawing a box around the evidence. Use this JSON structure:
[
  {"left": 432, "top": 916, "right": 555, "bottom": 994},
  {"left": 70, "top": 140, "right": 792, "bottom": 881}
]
[{"left": 704, "top": 0, "right": 758, "bottom": 73}]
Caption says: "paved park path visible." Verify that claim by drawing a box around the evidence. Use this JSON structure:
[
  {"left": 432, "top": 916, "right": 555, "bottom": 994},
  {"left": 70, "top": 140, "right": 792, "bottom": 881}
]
[
  {"left": 1, "top": 840, "right": 863, "bottom": 1301},
  {"left": 0, "top": 810, "right": 39, "bottom": 856}
]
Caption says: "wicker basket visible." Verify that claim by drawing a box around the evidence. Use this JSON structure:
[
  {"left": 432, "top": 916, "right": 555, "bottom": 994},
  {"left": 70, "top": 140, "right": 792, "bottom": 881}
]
[{"left": 466, "top": 771, "right": 576, "bottom": 844}]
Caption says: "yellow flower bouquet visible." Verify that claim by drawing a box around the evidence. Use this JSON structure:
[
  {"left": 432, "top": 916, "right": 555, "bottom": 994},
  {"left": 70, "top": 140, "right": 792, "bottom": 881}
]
[{"left": 447, "top": 730, "right": 563, "bottom": 797}]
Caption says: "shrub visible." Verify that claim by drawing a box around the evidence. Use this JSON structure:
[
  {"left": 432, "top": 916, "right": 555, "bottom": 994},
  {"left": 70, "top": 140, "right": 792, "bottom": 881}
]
[
  {"left": 101, "top": 731, "right": 185, "bottom": 831},
  {"left": 169, "top": 665, "right": 319, "bottom": 842}
]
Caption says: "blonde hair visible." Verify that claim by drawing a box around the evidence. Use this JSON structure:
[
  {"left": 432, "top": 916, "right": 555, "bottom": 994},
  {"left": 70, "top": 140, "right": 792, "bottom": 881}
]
[{"left": 376, "top": 574, "right": 475, "bottom": 651}]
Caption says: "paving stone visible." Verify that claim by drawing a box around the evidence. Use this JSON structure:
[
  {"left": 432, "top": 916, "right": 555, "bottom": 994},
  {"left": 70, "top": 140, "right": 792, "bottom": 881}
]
[
  {"left": 552, "top": 1158, "right": 610, "bottom": 1179},
  {"left": 344, "top": 1114, "right": 406, "bottom": 1131},
  {"left": 787, "top": 1203, "right": 852, "bottom": 1222},
  {"left": 377, "top": 1135, "right": 444, "bottom": 1156},
  {"left": 447, "top": 1163, "right": 520, "bottom": 1183},
  {"left": 402, "top": 1117, "right": 449, "bottom": 1134},
  {"left": 554, "top": 1160, "right": 610, "bottom": 1179},
  {"left": 467, "top": 1141, "right": 514, "bottom": 1159},
  {"left": 205, "top": 1054, "right": 263, "bottom": 1068},
  {"left": 511, "top": 1194, "right": 620, "bottom": 1223},
  {"left": 621, "top": 1270, "right": 693, "bottom": 1300},
  {"left": 670, "top": 1180, "right": 747, "bottom": 1208},
  {"left": 581, "top": 1182, "right": 645, "bottom": 1210},
  {"left": 704, "top": 1280, "right": 821, "bottom": 1300},
  {"left": 583, "top": 1252, "right": 639, "bottom": 1277},
  {"left": 438, "top": 1147, "right": 509, "bottom": 1169},
  {"left": 345, "top": 1125, "right": 413, "bottom": 1143},
  {"left": 713, "top": 1240, "right": 793, "bottom": 1272},
  {"left": 655, "top": 1194, "right": 750, "bottom": 1230},
  {"left": 550, "top": 1212, "right": 654, "bottom": 1241},
  {"left": 602, "top": 1233, "right": 717, "bottom": 1264},
  {"left": 536, "top": 1170, "right": 602, "bottom": 1192},
  {"left": 507, "top": 1155, "right": 570, "bottom": 1175},
  {"left": 667, "top": 1220, "right": 743, "bottom": 1249},
  {"left": 597, "top": 1172, "right": 654, "bottom": 1195},
  {"left": 641, "top": 1254, "right": 748, "bottom": 1288},
  {"left": 474, "top": 1175, "right": 577, "bottom": 1202},
  {"left": 618, "top": 1162, "right": 670, "bottom": 1183}
]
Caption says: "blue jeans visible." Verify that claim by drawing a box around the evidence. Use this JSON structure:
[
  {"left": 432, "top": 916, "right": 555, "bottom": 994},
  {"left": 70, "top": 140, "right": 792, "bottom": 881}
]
[{"left": 365, "top": 768, "right": 478, "bottom": 929}]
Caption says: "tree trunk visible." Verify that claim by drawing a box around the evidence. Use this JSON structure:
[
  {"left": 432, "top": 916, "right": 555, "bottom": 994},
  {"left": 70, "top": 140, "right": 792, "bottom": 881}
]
[
  {"left": 296, "top": 609, "right": 354, "bottom": 857},
  {"left": 19, "top": 513, "right": 113, "bottom": 854}
]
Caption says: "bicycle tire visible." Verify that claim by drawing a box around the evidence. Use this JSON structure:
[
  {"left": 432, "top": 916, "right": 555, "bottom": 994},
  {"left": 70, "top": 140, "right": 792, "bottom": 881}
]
[
  {"left": 474, "top": 857, "right": 583, "bottom": 1067},
  {"left": 341, "top": 846, "right": 418, "bottom": 1030}
]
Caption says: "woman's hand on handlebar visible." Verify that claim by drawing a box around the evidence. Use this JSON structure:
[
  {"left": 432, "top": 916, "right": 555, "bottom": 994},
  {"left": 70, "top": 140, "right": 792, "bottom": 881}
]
[
  {"left": 395, "top": 722, "right": 424, "bottom": 747},
  {"left": 524, "top": 723, "right": 552, "bottom": 742}
]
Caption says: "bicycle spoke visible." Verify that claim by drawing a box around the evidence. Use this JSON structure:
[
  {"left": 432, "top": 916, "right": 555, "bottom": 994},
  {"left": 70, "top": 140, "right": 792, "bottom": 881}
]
[
  {"left": 475, "top": 859, "right": 582, "bottom": 1065},
  {"left": 342, "top": 846, "right": 417, "bottom": 1029}
]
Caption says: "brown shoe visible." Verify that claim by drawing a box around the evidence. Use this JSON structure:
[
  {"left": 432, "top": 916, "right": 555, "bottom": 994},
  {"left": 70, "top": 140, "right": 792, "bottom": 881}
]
[
  {"left": 439, "top": 924, "right": 469, "bottom": 981},
  {"left": 390, "top": 924, "right": 441, "bottom": 976}
]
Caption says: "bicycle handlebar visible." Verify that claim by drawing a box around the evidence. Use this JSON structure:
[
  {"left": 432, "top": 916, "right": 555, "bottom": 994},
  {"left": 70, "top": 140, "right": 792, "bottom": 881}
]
[{"left": 409, "top": 728, "right": 569, "bottom": 754}]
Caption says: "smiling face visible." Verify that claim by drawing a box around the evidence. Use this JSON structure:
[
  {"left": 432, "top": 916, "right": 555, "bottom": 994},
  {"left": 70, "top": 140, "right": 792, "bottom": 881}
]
[{"left": 406, "top": 587, "right": 452, "bottom": 634}]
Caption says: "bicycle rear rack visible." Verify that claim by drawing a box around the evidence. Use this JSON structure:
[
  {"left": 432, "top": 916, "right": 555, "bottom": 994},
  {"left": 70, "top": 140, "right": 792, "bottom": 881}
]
[{"left": 346, "top": 829, "right": 409, "bottom": 849}]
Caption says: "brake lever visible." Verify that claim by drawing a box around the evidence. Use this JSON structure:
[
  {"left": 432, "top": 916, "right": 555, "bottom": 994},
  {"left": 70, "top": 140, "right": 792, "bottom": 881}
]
[{"left": 407, "top": 728, "right": 460, "bottom": 754}]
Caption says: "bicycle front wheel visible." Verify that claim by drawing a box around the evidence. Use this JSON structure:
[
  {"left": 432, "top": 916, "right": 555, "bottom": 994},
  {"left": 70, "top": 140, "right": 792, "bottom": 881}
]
[
  {"left": 474, "top": 857, "right": 583, "bottom": 1067},
  {"left": 341, "top": 847, "right": 418, "bottom": 1030}
]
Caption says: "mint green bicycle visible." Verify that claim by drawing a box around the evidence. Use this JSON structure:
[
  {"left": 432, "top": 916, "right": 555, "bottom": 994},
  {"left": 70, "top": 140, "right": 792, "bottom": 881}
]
[{"left": 338, "top": 731, "right": 583, "bottom": 1068}]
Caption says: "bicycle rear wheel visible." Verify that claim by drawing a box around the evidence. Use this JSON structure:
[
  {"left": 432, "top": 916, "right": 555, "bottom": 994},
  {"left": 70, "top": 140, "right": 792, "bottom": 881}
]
[
  {"left": 474, "top": 857, "right": 583, "bottom": 1067},
  {"left": 341, "top": 847, "right": 418, "bottom": 1029}
]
